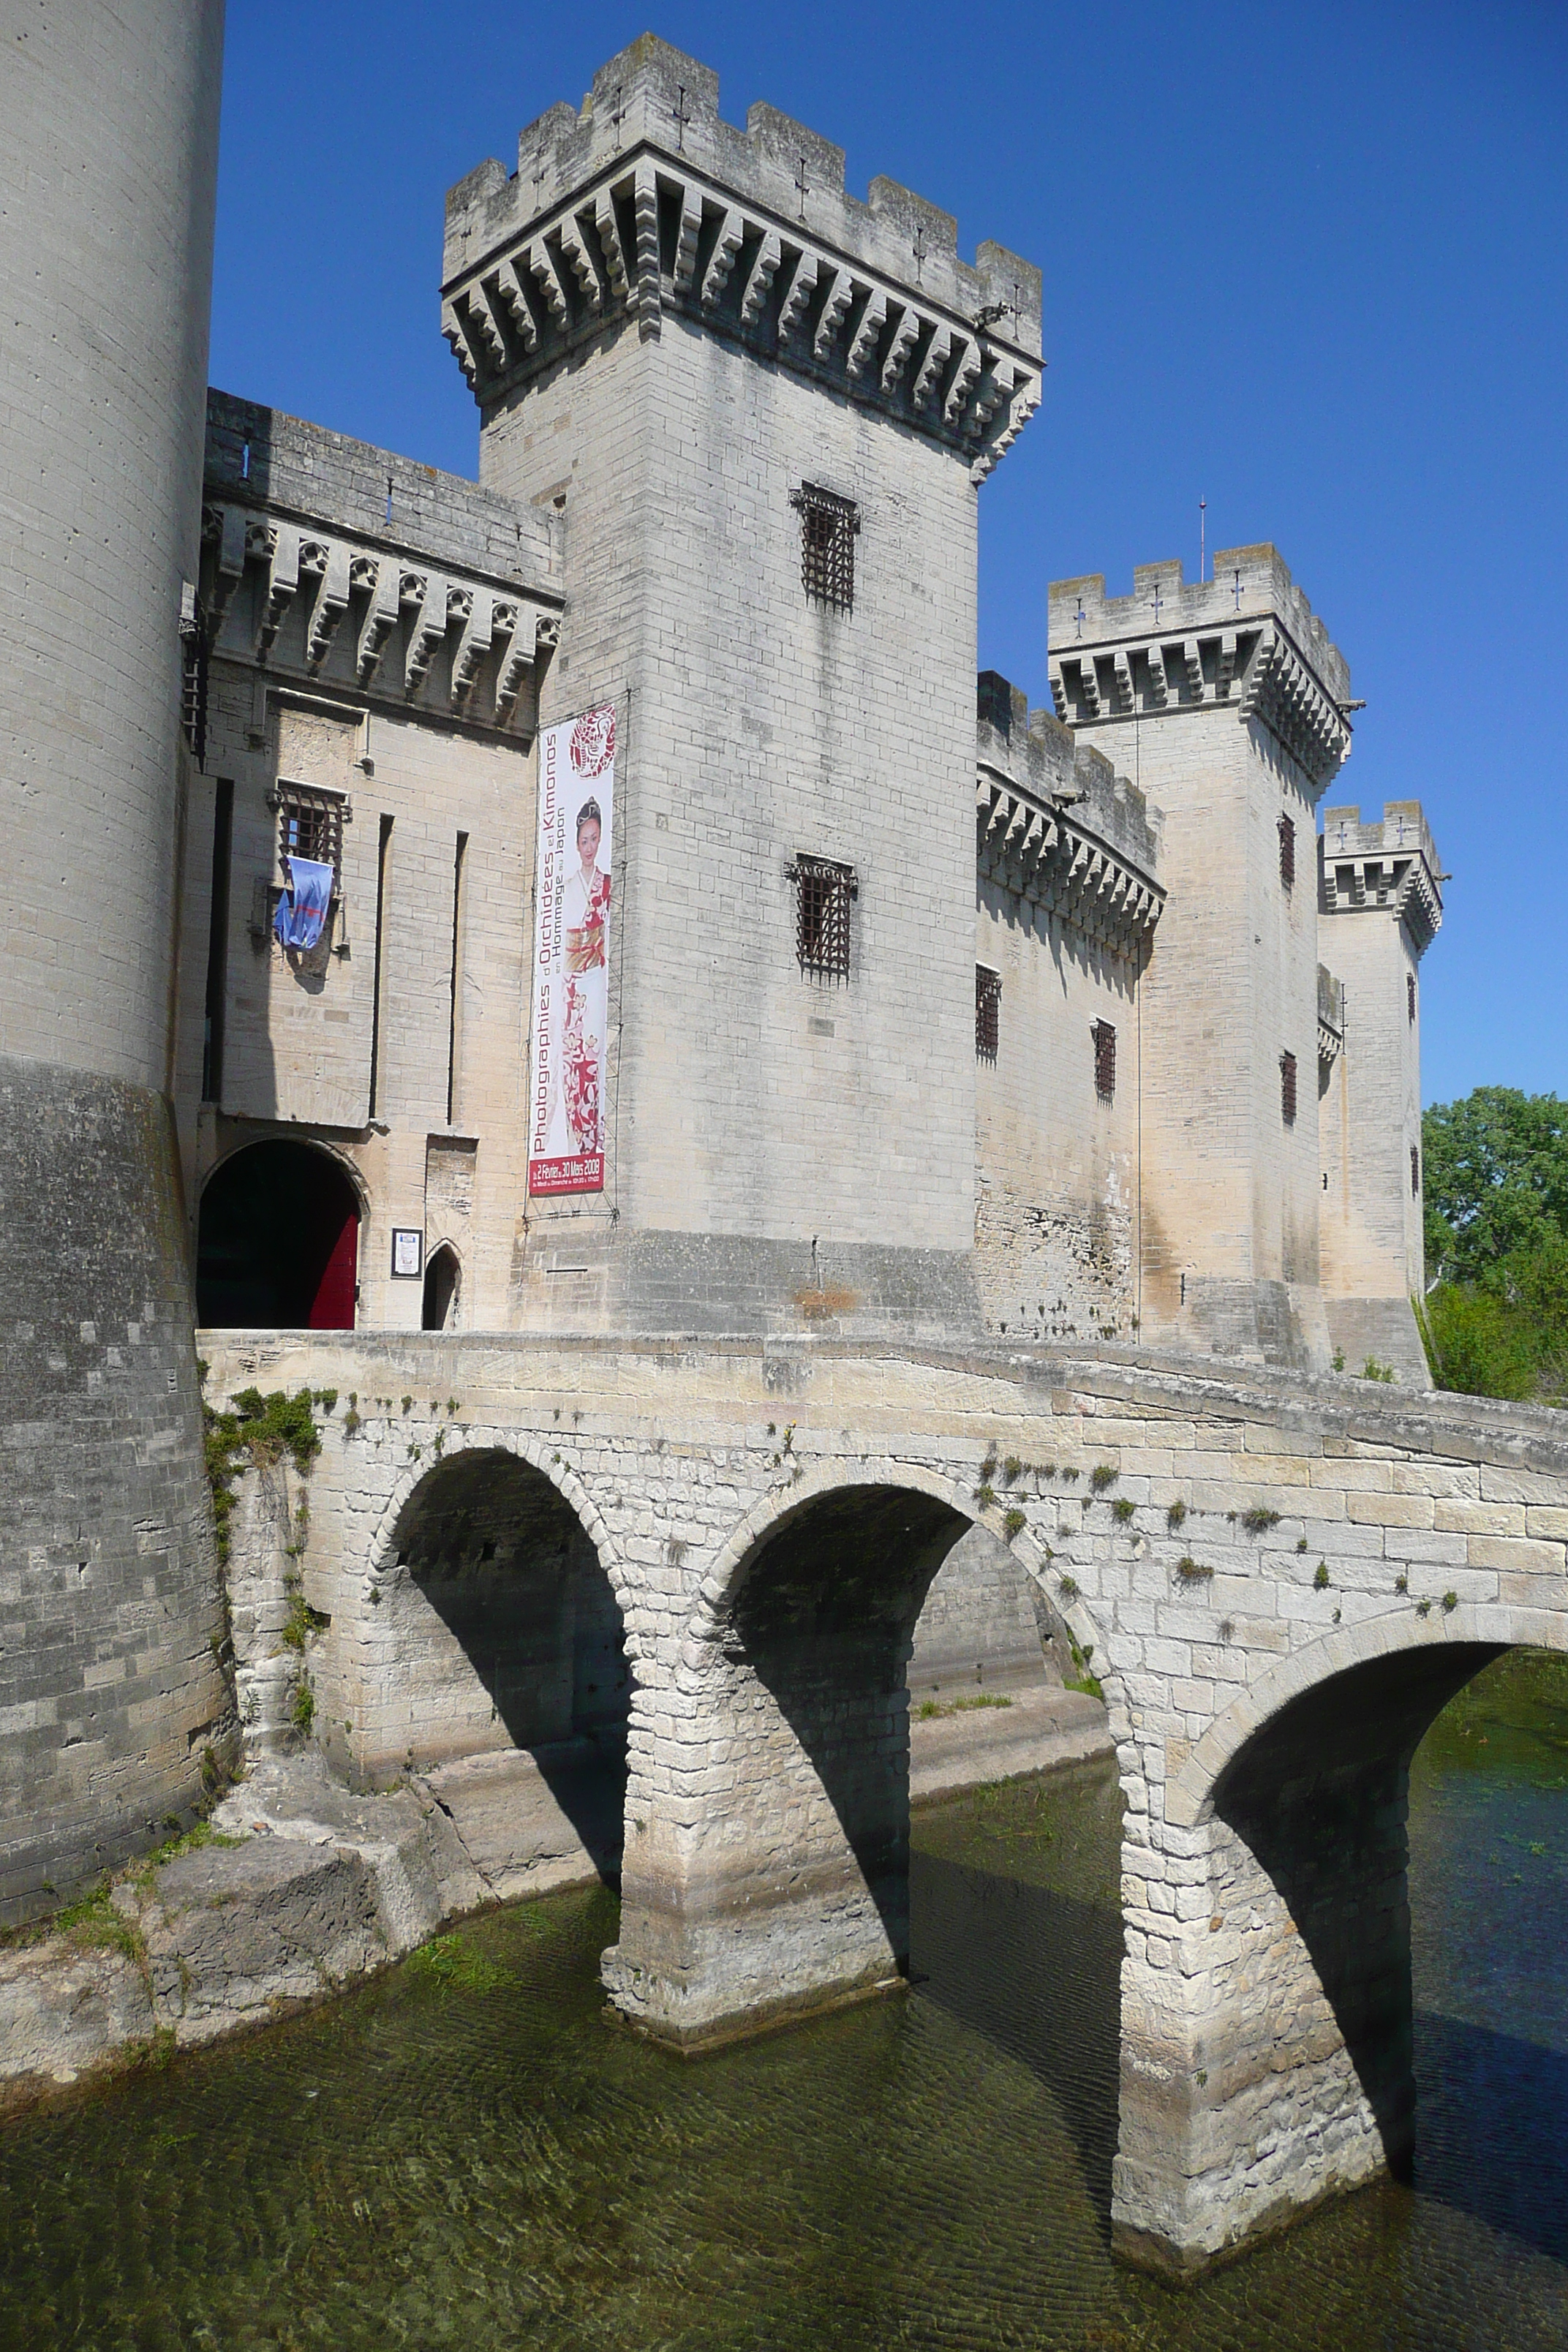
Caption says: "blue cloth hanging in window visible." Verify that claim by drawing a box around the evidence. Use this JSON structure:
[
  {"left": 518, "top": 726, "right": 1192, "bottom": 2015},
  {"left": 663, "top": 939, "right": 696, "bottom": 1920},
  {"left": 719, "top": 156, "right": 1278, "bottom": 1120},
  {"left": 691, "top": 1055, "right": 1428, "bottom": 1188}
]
[{"left": 274, "top": 855, "right": 333, "bottom": 951}]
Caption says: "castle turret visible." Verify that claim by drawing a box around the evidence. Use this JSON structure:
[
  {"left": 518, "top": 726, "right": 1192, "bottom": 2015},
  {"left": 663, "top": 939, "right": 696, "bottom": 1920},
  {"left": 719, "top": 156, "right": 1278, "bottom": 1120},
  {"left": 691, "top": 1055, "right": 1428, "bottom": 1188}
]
[
  {"left": 1316, "top": 802, "right": 1442, "bottom": 1382},
  {"left": 0, "top": 2, "right": 230, "bottom": 1917},
  {"left": 442, "top": 36, "right": 1043, "bottom": 1336},
  {"left": 1048, "top": 547, "right": 1353, "bottom": 1367}
]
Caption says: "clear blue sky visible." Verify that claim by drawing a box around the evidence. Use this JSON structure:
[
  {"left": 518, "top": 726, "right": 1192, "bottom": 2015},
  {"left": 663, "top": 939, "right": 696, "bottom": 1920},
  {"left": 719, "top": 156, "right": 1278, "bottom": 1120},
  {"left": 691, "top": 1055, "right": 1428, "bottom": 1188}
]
[{"left": 211, "top": 1, "right": 1567, "bottom": 1108}]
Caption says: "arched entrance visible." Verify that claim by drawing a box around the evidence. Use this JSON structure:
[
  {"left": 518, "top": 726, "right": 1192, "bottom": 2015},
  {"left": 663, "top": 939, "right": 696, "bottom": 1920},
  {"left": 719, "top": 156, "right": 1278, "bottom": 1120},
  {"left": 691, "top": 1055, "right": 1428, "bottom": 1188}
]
[
  {"left": 422, "top": 1243, "right": 461, "bottom": 1330},
  {"left": 196, "top": 1140, "right": 359, "bottom": 1328},
  {"left": 606, "top": 1478, "right": 972, "bottom": 2048}
]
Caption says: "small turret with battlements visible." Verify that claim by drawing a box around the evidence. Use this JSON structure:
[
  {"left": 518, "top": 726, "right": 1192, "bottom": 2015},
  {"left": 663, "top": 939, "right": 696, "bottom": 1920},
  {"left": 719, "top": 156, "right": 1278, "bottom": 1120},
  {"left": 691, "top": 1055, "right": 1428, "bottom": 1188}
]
[
  {"left": 1316, "top": 802, "right": 1444, "bottom": 1382},
  {"left": 1048, "top": 547, "right": 1353, "bottom": 1370}
]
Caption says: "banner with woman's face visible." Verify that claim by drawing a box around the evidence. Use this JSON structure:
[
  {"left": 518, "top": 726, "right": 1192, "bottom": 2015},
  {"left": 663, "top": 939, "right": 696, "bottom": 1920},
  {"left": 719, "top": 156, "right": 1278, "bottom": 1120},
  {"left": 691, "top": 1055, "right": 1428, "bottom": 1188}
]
[{"left": 527, "top": 703, "right": 615, "bottom": 1196}]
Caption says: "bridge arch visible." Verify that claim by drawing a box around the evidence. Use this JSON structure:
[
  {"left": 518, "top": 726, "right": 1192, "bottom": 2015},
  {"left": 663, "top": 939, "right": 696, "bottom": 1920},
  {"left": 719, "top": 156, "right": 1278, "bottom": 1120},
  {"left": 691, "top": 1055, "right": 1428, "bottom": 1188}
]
[
  {"left": 679, "top": 1458, "right": 1104, "bottom": 1689},
  {"left": 1169, "top": 1603, "right": 1568, "bottom": 1831},
  {"left": 355, "top": 1436, "right": 632, "bottom": 1788},
  {"left": 611, "top": 1459, "right": 1104, "bottom": 2053}
]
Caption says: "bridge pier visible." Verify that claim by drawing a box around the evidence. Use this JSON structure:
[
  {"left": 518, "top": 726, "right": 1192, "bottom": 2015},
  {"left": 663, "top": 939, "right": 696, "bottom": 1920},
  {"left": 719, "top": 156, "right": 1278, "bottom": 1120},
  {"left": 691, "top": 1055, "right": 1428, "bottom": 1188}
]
[
  {"left": 603, "top": 1485, "right": 967, "bottom": 2050},
  {"left": 1113, "top": 1646, "right": 1499, "bottom": 2275}
]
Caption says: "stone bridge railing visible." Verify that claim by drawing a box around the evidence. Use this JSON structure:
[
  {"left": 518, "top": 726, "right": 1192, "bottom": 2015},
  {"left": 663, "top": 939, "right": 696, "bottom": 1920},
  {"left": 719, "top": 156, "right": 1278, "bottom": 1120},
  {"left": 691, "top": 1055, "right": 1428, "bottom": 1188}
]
[{"left": 202, "top": 1328, "right": 1568, "bottom": 2276}]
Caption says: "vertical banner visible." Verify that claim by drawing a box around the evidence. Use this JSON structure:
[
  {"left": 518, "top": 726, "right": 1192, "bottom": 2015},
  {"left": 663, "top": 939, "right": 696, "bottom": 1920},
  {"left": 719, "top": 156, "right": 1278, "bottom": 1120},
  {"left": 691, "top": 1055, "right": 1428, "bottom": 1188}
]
[{"left": 528, "top": 703, "right": 615, "bottom": 1196}]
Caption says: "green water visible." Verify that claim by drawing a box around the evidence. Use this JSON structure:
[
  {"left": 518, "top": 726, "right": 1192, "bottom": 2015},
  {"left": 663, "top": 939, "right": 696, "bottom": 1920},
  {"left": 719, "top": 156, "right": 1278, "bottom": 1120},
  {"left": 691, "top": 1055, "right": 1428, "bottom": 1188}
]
[{"left": 2, "top": 1656, "right": 1567, "bottom": 2349}]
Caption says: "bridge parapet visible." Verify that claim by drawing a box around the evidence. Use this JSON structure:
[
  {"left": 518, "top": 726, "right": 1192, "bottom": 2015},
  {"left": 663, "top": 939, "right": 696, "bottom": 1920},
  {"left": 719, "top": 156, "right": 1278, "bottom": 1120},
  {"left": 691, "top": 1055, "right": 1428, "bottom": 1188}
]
[{"left": 200, "top": 1328, "right": 1568, "bottom": 2272}]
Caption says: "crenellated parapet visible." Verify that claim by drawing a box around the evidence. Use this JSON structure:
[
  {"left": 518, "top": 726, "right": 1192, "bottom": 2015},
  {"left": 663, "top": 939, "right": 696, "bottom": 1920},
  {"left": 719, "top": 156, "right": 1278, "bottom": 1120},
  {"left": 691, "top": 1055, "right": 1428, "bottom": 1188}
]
[
  {"left": 976, "top": 673, "right": 1164, "bottom": 960},
  {"left": 440, "top": 37, "right": 1043, "bottom": 483},
  {"left": 1317, "top": 963, "right": 1345, "bottom": 1066},
  {"left": 200, "top": 393, "right": 562, "bottom": 732},
  {"left": 1318, "top": 802, "right": 1444, "bottom": 956},
  {"left": 1047, "top": 545, "right": 1354, "bottom": 791}
]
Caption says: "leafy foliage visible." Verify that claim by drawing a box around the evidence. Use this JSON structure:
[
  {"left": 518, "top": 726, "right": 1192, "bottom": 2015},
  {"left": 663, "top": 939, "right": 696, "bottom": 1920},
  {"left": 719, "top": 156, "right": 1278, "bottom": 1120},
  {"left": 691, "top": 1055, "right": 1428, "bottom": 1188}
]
[
  {"left": 1419, "top": 1090, "right": 1568, "bottom": 1407},
  {"left": 1422, "top": 1088, "right": 1568, "bottom": 1281},
  {"left": 203, "top": 1387, "right": 323, "bottom": 1562}
]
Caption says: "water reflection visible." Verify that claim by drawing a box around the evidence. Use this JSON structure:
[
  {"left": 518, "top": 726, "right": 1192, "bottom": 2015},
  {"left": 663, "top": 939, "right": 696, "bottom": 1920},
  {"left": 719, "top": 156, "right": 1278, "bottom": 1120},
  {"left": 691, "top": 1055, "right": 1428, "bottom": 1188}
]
[{"left": 0, "top": 1657, "right": 1564, "bottom": 2348}]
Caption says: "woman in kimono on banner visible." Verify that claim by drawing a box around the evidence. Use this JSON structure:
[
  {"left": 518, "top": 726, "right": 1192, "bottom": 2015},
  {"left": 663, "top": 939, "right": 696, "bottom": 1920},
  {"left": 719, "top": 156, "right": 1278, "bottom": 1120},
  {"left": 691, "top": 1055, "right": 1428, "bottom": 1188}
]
[{"left": 560, "top": 797, "right": 609, "bottom": 1155}]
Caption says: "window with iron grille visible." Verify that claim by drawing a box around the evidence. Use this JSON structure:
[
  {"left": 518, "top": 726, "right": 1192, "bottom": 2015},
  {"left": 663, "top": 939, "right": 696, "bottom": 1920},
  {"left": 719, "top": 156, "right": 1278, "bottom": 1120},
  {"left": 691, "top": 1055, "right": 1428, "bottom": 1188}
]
[
  {"left": 1408, "top": 972, "right": 1417, "bottom": 1023},
  {"left": 179, "top": 598, "right": 208, "bottom": 769},
  {"left": 789, "top": 854, "right": 855, "bottom": 980},
  {"left": 275, "top": 783, "right": 344, "bottom": 886},
  {"left": 976, "top": 965, "right": 1000, "bottom": 1062},
  {"left": 791, "top": 483, "right": 859, "bottom": 614},
  {"left": 1093, "top": 1019, "right": 1117, "bottom": 1099},
  {"left": 1411, "top": 1143, "right": 1421, "bottom": 1196},
  {"left": 1281, "top": 1049, "right": 1298, "bottom": 1126},
  {"left": 1278, "top": 812, "right": 1295, "bottom": 889}
]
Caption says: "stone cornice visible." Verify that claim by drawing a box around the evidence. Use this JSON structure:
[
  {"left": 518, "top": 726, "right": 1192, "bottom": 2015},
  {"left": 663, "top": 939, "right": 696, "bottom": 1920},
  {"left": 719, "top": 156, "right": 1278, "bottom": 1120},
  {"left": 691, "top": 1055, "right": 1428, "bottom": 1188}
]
[
  {"left": 441, "top": 38, "right": 1043, "bottom": 483},
  {"left": 976, "top": 759, "right": 1164, "bottom": 960},
  {"left": 200, "top": 496, "right": 561, "bottom": 734},
  {"left": 1047, "top": 618, "right": 1352, "bottom": 792},
  {"left": 1318, "top": 804, "right": 1444, "bottom": 957}
]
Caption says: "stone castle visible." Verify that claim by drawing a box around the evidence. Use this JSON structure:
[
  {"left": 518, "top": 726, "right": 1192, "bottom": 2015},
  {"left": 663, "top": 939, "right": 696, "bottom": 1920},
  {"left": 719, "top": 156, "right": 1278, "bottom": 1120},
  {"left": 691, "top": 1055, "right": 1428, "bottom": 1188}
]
[{"left": 15, "top": 15, "right": 1564, "bottom": 2287}]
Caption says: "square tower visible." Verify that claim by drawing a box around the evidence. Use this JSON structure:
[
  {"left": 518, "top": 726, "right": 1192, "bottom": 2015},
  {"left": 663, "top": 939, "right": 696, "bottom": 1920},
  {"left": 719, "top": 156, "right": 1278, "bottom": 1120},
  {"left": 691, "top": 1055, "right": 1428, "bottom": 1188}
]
[
  {"left": 1048, "top": 547, "right": 1353, "bottom": 1365},
  {"left": 442, "top": 37, "right": 1042, "bottom": 1335},
  {"left": 1317, "top": 802, "right": 1443, "bottom": 1382}
]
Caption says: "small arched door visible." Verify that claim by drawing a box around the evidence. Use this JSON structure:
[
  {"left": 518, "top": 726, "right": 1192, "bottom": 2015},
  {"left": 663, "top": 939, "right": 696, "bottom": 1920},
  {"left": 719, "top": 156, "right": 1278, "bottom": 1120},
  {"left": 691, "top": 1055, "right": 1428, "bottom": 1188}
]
[
  {"left": 422, "top": 1244, "right": 461, "bottom": 1331},
  {"left": 197, "top": 1141, "right": 359, "bottom": 1328}
]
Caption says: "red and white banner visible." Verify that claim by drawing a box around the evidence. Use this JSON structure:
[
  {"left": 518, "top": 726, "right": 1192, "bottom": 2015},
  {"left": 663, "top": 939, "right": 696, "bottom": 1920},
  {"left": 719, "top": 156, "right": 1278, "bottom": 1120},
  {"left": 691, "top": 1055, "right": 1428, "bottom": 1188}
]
[{"left": 528, "top": 704, "right": 614, "bottom": 1196}]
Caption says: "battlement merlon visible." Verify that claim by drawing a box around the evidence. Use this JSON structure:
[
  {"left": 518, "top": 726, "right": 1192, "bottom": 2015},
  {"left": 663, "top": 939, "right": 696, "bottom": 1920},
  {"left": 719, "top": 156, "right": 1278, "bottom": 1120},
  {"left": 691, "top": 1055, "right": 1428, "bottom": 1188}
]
[
  {"left": 440, "top": 37, "right": 1044, "bottom": 483},
  {"left": 1318, "top": 801, "right": 1445, "bottom": 956},
  {"left": 1046, "top": 546, "right": 1354, "bottom": 795}
]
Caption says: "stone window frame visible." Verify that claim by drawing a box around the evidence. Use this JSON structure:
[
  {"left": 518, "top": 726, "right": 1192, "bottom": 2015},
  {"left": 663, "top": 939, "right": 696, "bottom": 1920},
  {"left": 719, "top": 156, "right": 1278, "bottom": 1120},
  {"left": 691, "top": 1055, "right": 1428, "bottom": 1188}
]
[
  {"left": 1278, "top": 812, "right": 1295, "bottom": 889},
  {"left": 975, "top": 965, "right": 1001, "bottom": 1063},
  {"left": 272, "top": 780, "right": 345, "bottom": 889},
  {"left": 1408, "top": 972, "right": 1417, "bottom": 1024},
  {"left": 1093, "top": 1019, "right": 1117, "bottom": 1100},
  {"left": 788, "top": 854, "right": 856, "bottom": 982},
  {"left": 1281, "top": 1049, "right": 1298, "bottom": 1126},
  {"left": 791, "top": 482, "right": 859, "bottom": 614},
  {"left": 1411, "top": 1142, "right": 1421, "bottom": 1196}
]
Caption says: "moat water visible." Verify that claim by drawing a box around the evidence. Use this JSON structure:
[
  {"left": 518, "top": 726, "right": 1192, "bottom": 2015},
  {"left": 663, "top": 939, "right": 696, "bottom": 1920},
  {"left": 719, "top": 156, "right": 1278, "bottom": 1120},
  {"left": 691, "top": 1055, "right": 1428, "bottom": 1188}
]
[{"left": 3, "top": 1651, "right": 1567, "bottom": 2351}]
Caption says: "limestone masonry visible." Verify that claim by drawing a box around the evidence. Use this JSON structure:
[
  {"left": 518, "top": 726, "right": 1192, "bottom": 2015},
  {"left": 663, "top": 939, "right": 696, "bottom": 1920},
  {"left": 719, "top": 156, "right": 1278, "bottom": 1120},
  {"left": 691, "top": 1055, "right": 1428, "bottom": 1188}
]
[{"left": 6, "top": 20, "right": 1547, "bottom": 2291}]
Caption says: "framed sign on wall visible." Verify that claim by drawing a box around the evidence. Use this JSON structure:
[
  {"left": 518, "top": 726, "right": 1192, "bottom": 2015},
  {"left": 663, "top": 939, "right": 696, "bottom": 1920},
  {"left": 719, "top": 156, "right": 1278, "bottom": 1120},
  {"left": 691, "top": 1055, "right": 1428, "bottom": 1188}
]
[{"left": 391, "top": 1227, "right": 424, "bottom": 1278}]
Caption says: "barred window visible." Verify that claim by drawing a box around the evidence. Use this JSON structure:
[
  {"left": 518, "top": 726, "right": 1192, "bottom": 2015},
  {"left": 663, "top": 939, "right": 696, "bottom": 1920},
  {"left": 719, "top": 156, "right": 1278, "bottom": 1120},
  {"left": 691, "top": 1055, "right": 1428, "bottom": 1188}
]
[
  {"left": 1278, "top": 812, "right": 1295, "bottom": 889},
  {"left": 275, "top": 783, "right": 344, "bottom": 884},
  {"left": 976, "top": 965, "right": 1000, "bottom": 1062},
  {"left": 791, "top": 482, "right": 858, "bottom": 613},
  {"left": 1281, "top": 1049, "right": 1298, "bottom": 1126},
  {"left": 1411, "top": 1143, "right": 1421, "bottom": 1196},
  {"left": 789, "top": 854, "right": 855, "bottom": 981},
  {"left": 1408, "top": 972, "right": 1417, "bottom": 1023},
  {"left": 1093, "top": 1019, "right": 1116, "bottom": 1099}
]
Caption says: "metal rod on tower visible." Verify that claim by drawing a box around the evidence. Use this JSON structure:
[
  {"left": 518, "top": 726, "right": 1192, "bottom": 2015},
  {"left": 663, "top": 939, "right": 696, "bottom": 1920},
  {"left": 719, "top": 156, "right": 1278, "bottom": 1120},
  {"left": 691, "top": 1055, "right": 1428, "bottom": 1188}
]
[{"left": 1199, "top": 497, "right": 1207, "bottom": 585}]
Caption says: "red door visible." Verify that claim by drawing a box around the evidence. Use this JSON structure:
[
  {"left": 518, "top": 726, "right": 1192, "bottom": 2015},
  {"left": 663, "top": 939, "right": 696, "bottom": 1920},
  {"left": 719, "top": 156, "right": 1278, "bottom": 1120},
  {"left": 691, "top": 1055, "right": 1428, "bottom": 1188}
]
[{"left": 310, "top": 1202, "right": 358, "bottom": 1329}]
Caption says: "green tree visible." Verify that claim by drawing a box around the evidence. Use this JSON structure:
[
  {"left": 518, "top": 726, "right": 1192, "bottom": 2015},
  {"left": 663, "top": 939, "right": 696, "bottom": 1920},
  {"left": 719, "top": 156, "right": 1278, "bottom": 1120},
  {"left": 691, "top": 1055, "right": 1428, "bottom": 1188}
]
[{"left": 1422, "top": 1088, "right": 1568, "bottom": 1283}]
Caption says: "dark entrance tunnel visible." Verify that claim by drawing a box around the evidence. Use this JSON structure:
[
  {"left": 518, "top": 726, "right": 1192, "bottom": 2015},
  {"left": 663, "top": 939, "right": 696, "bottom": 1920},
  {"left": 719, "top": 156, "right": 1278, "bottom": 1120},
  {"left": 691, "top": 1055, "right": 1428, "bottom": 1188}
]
[
  {"left": 385, "top": 1450, "right": 629, "bottom": 1878},
  {"left": 197, "top": 1139, "right": 359, "bottom": 1327},
  {"left": 1212, "top": 1641, "right": 1504, "bottom": 2182},
  {"left": 725, "top": 1484, "right": 970, "bottom": 1964}
]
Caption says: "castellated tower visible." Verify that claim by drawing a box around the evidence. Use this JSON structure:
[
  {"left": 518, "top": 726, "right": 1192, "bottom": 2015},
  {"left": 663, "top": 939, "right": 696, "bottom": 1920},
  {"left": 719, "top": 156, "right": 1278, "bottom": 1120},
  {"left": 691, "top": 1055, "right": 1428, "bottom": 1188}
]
[
  {"left": 1316, "top": 802, "right": 1443, "bottom": 1382},
  {"left": 0, "top": 3, "right": 230, "bottom": 1918},
  {"left": 1048, "top": 548, "right": 1354, "bottom": 1368},
  {"left": 442, "top": 36, "right": 1042, "bottom": 1334}
]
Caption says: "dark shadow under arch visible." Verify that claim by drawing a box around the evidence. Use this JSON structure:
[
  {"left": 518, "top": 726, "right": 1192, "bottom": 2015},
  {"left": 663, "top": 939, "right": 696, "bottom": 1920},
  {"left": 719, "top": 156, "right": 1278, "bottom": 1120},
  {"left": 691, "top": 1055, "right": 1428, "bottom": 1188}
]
[
  {"left": 725, "top": 1482, "right": 970, "bottom": 1960},
  {"left": 197, "top": 1139, "right": 359, "bottom": 1328},
  {"left": 388, "top": 1448, "right": 629, "bottom": 1878},
  {"left": 1212, "top": 1641, "right": 1504, "bottom": 2183}
]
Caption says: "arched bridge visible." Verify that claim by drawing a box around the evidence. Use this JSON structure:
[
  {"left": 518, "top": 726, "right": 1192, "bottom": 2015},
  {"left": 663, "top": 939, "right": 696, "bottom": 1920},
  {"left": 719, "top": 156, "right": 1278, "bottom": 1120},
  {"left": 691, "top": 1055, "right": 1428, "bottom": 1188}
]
[{"left": 202, "top": 1327, "right": 1568, "bottom": 2277}]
